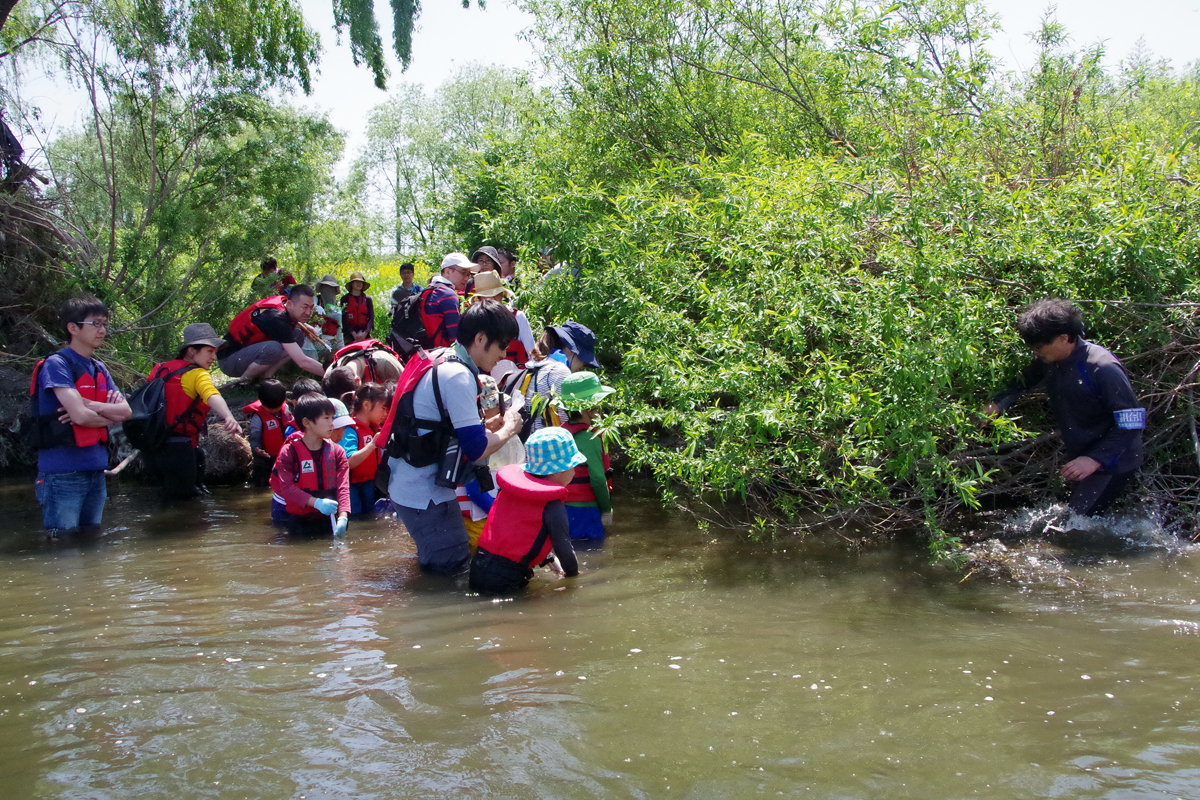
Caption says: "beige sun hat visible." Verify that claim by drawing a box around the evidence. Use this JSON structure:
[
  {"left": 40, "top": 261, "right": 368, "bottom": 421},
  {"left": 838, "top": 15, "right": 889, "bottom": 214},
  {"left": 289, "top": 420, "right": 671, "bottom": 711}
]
[
  {"left": 468, "top": 270, "right": 513, "bottom": 302},
  {"left": 347, "top": 270, "right": 371, "bottom": 291}
]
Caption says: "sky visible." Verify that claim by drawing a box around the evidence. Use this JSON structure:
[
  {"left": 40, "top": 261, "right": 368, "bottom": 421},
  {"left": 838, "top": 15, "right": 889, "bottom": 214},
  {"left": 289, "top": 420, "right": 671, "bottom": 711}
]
[{"left": 13, "top": 0, "right": 1200, "bottom": 170}]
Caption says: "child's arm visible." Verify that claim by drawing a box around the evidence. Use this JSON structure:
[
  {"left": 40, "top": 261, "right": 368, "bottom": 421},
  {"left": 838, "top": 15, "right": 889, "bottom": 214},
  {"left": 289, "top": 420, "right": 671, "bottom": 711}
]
[
  {"left": 544, "top": 500, "right": 578, "bottom": 576},
  {"left": 576, "top": 430, "right": 612, "bottom": 513},
  {"left": 347, "top": 430, "right": 377, "bottom": 469},
  {"left": 334, "top": 444, "right": 351, "bottom": 517}
]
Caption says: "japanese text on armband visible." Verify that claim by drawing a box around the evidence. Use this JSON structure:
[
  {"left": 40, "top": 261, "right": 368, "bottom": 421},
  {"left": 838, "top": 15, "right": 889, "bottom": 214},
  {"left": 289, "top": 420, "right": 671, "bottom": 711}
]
[{"left": 1114, "top": 408, "right": 1146, "bottom": 430}]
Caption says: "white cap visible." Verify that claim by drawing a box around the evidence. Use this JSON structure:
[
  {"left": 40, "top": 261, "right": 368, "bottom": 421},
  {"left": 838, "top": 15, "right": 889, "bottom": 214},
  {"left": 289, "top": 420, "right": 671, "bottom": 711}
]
[{"left": 441, "top": 252, "right": 474, "bottom": 270}]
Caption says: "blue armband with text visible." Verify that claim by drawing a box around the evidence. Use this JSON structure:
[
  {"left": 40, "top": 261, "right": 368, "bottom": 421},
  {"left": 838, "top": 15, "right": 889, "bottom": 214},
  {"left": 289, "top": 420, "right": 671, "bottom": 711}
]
[{"left": 1114, "top": 408, "right": 1146, "bottom": 430}]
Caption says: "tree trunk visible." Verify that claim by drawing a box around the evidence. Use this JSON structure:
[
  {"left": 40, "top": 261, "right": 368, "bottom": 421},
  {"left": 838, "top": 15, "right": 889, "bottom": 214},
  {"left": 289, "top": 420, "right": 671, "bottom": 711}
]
[{"left": 0, "top": 0, "right": 20, "bottom": 35}]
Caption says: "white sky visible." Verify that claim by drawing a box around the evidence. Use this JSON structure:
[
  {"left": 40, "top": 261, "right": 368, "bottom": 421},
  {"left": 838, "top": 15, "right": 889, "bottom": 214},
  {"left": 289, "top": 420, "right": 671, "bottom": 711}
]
[{"left": 14, "top": 0, "right": 1200, "bottom": 170}]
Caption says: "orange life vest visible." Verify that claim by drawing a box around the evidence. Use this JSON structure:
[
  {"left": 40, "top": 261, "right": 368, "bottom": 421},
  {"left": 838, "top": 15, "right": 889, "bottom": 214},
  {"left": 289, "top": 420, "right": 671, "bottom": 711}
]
[
  {"left": 243, "top": 400, "right": 293, "bottom": 458},
  {"left": 149, "top": 360, "right": 207, "bottom": 446},
  {"left": 505, "top": 339, "right": 529, "bottom": 369},
  {"left": 275, "top": 439, "right": 340, "bottom": 517},
  {"left": 562, "top": 422, "right": 612, "bottom": 503},
  {"left": 348, "top": 419, "right": 381, "bottom": 484},
  {"left": 27, "top": 350, "right": 110, "bottom": 449},
  {"left": 227, "top": 295, "right": 290, "bottom": 348},
  {"left": 475, "top": 465, "right": 567, "bottom": 568},
  {"left": 343, "top": 293, "right": 371, "bottom": 330}
]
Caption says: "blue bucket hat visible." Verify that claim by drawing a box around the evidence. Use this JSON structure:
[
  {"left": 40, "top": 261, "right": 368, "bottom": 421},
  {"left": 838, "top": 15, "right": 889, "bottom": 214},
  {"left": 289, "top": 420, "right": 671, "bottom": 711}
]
[
  {"left": 551, "top": 321, "right": 600, "bottom": 368},
  {"left": 523, "top": 427, "right": 587, "bottom": 476}
]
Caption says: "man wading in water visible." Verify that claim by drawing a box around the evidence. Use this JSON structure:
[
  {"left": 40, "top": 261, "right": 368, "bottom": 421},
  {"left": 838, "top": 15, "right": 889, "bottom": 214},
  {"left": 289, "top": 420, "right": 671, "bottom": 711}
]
[
  {"left": 983, "top": 298, "right": 1146, "bottom": 518},
  {"left": 29, "top": 296, "right": 132, "bottom": 537}
]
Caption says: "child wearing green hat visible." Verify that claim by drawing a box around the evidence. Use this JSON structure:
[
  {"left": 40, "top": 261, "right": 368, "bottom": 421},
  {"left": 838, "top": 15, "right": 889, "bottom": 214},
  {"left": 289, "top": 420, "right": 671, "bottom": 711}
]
[
  {"left": 469, "top": 427, "right": 583, "bottom": 594},
  {"left": 560, "top": 371, "right": 616, "bottom": 539}
]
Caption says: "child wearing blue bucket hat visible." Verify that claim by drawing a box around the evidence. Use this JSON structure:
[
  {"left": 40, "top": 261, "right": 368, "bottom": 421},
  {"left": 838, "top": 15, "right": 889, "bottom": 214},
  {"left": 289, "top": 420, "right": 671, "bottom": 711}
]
[{"left": 469, "top": 427, "right": 584, "bottom": 594}]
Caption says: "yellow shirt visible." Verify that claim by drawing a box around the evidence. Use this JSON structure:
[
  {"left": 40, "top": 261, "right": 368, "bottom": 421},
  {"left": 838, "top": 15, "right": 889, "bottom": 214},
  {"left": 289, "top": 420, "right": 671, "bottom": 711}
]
[{"left": 179, "top": 367, "right": 220, "bottom": 403}]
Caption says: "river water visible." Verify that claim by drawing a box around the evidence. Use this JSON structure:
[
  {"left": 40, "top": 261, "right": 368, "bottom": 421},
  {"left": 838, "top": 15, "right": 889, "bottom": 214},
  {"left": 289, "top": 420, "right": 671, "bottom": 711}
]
[{"left": 1, "top": 478, "right": 1199, "bottom": 799}]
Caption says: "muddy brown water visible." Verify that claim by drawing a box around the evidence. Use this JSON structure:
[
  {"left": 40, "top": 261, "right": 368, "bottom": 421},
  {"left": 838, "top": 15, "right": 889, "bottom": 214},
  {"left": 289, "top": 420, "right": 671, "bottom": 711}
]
[{"left": 1, "top": 477, "right": 1199, "bottom": 799}]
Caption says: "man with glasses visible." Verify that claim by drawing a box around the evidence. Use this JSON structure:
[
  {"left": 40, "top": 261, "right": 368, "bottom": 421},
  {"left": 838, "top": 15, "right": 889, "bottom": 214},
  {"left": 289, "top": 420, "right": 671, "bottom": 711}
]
[
  {"left": 420, "top": 253, "right": 476, "bottom": 348},
  {"left": 984, "top": 298, "right": 1145, "bottom": 517},
  {"left": 29, "top": 295, "right": 131, "bottom": 537}
]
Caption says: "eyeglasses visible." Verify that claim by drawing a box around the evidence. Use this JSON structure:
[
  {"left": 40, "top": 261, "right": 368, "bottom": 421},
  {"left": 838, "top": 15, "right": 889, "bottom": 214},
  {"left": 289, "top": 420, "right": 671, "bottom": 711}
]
[{"left": 76, "top": 320, "right": 109, "bottom": 331}]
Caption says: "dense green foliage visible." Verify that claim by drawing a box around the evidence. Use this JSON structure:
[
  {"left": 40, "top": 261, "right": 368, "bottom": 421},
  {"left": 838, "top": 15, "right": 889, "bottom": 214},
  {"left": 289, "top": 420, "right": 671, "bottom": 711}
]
[{"left": 449, "top": 2, "right": 1200, "bottom": 553}]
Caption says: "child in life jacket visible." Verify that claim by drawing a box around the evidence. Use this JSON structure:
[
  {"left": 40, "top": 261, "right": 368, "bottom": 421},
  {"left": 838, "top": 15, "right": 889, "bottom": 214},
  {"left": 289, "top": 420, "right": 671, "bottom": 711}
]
[
  {"left": 342, "top": 383, "right": 391, "bottom": 514},
  {"left": 456, "top": 375, "right": 502, "bottom": 550},
  {"left": 283, "top": 378, "right": 323, "bottom": 437},
  {"left": 469, "top": 427, "right": 583, "bottom": 594},
  {"left": 245, "top": 379, "right": 292, "bottom": 487},
  {"left": 559, "top": 371, "right": 616, "bottom": 539},
  {"left": 269, "top": 394, "right": 350, "bottom": 536}
]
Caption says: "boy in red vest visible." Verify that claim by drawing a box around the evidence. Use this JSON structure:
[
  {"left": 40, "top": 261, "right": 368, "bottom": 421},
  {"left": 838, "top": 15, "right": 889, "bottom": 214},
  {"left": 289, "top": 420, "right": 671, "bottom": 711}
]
[
  {"left": 30, "top": 296, "right": 131, "bottom": 536},
  {"left": 145, "top": 323, "right": 243, "bottom": 499},
  {"left": 269, "top": 394, "right": 350, "bottom": 536},
  {"left": 559, "top": 371, "right": 616, "bottom": 539},
  {"left": 245, "top": 379, "right": 292, "bottom": 486},
  {"left": 469, "top": 427, "right": 583, "bottom": 594}
]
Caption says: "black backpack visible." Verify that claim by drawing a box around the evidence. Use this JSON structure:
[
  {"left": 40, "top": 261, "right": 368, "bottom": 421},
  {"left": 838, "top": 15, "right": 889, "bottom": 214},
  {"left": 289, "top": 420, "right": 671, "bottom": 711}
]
[
  {"left": 121, "top": 364, "right": 198, "bottom": 451},
  {"left": 389, "top": 287, "right": 436, "bottom": 357}
]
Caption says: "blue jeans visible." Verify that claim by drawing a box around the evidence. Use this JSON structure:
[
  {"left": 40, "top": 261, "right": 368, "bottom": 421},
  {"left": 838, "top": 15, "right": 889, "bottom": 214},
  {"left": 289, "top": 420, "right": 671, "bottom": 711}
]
[
  {"left": 349, "top": 481, "right": 376, "bottom": 515},
  {"left": 394, "top": 500, "right": 470, "bottom": 574},
  {"left": 35, "top": 470, "right": 107, "bottom": 533}
]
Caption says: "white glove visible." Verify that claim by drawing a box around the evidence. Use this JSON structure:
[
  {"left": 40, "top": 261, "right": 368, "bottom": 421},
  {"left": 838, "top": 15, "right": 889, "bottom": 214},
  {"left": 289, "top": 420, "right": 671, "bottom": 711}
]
[{"left": 600, "top": 511, "right": 613, "bottom": 527}]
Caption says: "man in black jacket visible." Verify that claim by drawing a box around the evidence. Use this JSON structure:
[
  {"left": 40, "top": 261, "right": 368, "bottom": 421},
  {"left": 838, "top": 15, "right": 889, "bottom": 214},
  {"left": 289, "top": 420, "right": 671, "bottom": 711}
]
[{"left": 985, "top": 299, "right": 1145, "bottom": 516}]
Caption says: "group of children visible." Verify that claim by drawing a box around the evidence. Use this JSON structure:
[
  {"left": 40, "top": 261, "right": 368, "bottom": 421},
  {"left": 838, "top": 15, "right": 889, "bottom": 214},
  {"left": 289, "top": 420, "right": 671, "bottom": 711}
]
[{"left": 235, "top": 334, "right": 616, "bottom": 594}]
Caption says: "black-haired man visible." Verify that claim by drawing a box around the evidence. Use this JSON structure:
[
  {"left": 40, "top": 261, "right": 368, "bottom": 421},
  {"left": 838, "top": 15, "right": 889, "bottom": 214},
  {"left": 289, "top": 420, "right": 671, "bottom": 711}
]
[
  {"left": 30, "top": 296, "right": 131, "bottom": 536},
  {"left": 218, "top": 284, "right": 326, "bottom": 381},
  {"left": 384, "top": 299, "right": 523, "bottom": 574},
  {"left": 984, "top": 298, "right": 1145, "bottom": 516}
]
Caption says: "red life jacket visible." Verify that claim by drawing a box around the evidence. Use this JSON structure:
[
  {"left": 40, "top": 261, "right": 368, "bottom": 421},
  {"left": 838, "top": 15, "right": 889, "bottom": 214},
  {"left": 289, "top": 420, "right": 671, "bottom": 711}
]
[
  {"left": 149, "top": 359, "right": 207, "bottom": 446},
  {"left": 27, "top": 350, "right": 110, "bottom": 449},
  {"left": 320, "top": 308, "right": 340, "bottom": 337},
  {"left": 476, "top": 464, "right": 567, "bottom": 568},
  {"left": 243, "top": 400, "right": 293, "bottom": 458},
  {"left": 348, "top": 419, "right": 381, "bottom": 484},
  {"left": 343, "top": 293, "right": 371, "bottom": 330},
  {"left": 504, "top": 338, "right": 529, "bottom": 369},
  {"left": 227, "top": 295, "right": 290, "bottom": 347},
  {"left": 420, "top": 285, "right": 457, "bottom": 348},
  {"left": 562, "top": 422, "right": 612, "bottom": 503},
  {"left": 276, "top": 439, "right": 340, "bottom": 516}
]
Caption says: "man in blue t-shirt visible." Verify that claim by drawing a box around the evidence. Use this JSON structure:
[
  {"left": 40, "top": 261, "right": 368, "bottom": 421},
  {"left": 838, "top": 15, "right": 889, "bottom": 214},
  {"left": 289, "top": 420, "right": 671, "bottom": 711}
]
[{"left": 32, "top": 296, "right": 131, "bottom": 536}]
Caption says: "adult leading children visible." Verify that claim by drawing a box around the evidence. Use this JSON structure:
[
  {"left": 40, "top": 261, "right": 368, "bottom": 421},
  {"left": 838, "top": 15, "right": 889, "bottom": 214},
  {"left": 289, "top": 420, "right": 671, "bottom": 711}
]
[
  {"left": 385, "top": 299, "right": 523, "bottom": 574},
  {"left": 30, "top": 296, "right": 131, "bottom": 536},
  {"left": 984, "top": 298, "right": 1146, "bottom": 516},
  {"left": 217, "top": 284, "right": 326, "bottom": 381}
]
